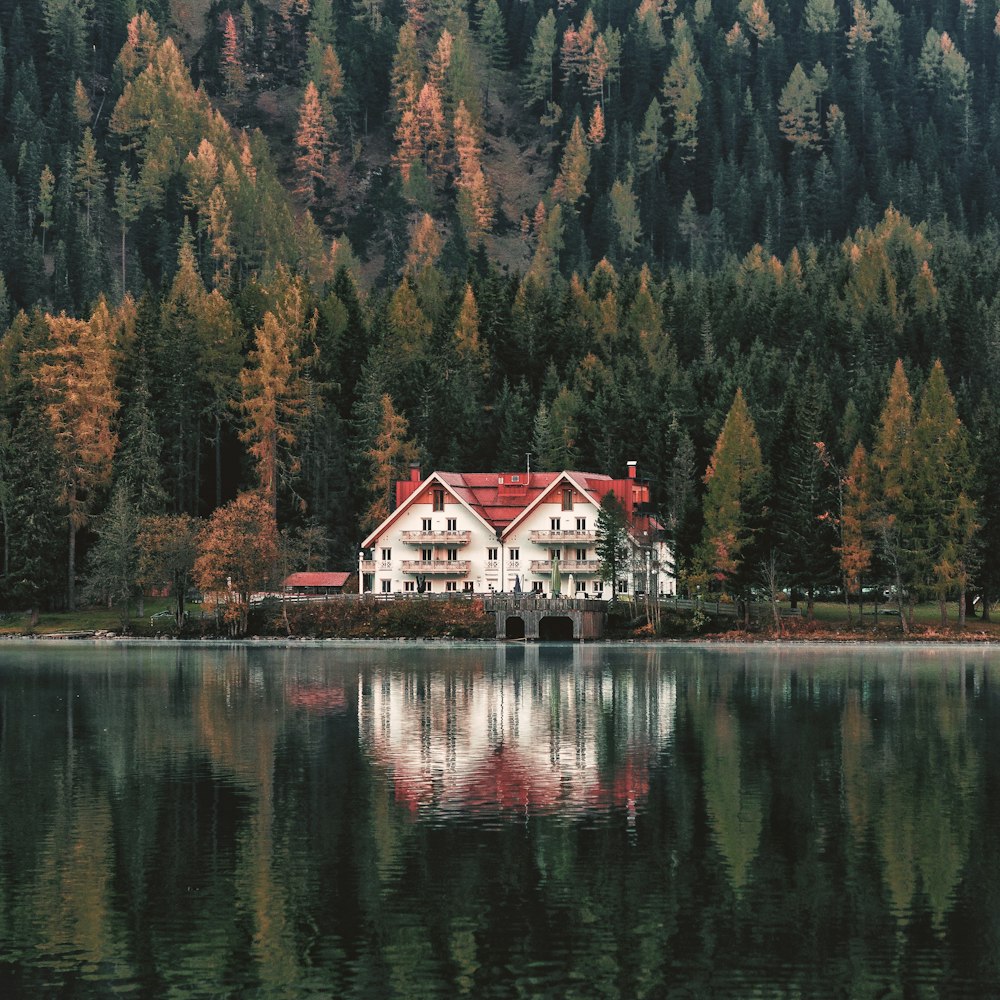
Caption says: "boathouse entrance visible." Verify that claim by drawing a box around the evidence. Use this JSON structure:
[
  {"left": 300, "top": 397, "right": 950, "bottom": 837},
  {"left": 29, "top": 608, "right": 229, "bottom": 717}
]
[{"left": 485, "top": 596, "right": 607, "bottom": 641}]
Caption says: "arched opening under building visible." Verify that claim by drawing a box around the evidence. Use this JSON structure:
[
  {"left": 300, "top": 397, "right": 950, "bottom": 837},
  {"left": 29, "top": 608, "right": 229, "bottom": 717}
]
[
  {"left": 504, "top": 615, "right": 526, "bottom": 640},
  {"left": 538, "top": 616, "right": 575, "bottom": 641}
]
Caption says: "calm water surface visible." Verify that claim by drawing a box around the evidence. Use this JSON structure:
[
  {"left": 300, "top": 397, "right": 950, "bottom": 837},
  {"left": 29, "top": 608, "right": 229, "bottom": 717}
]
[{"left": 1, "top": 641, "right": 999, "bottom": 998}]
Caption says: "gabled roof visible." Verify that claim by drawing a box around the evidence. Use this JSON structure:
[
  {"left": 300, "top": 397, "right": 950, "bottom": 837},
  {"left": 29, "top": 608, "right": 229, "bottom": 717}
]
[
  {"left": 502, "top": 470, "right": 615, "bottom": 537},
  {"left": 361, "top": 471, "right": 501, "bottom": 548},
  {"left": 284, "top": 572, "right": 351, "bottom": 588},
  {"left": 362, "top": 469, "right": 628, "bottom": 548}
]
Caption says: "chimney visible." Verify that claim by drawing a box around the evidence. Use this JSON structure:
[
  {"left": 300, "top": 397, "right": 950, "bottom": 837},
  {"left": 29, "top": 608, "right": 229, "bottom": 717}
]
[
  {"left": 627, "top": 460, "right": 638, "bottom": 480},
  {"left": 409, "top": 462, "right": 421, "bottom": 483}
]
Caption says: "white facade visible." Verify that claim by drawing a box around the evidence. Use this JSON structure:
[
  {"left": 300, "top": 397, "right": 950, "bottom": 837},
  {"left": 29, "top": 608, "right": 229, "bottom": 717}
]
[{"left": 360, "top": 470, "right": 675, "bottom": 598}]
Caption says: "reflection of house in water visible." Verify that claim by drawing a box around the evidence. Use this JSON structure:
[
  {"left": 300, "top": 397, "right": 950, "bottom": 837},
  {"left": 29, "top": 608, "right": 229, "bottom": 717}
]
[{"left": 357, "top": 647, "right": 676, "bottom": 820}]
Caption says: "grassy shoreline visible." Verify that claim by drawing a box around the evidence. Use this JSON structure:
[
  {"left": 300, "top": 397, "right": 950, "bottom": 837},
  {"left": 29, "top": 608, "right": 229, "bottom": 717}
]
[{"left": 3, "top": 597, "right": 1000, "bottom": 643}]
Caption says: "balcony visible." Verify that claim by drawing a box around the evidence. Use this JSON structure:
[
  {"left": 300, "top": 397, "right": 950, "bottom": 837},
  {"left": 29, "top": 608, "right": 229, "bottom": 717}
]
[
  {"left": 400, "top": 560, "right": 472, "bottom": 575},
  {"left": 399, "top": 529, "right": 471, "bottom": 545},
  {"left": 360, "top": 559, "right": 375, "bottom": 573},
  {"left": 528, "top": 529, "right": 597, "bottom": 543},
  {"left": 529, "top": 559, "right": 601, "bottom": 574}
]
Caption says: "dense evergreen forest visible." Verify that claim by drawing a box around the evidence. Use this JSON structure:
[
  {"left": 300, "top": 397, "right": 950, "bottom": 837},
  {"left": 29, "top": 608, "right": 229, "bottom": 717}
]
[{"left": 0, "top": 0, "right": 999, "bottom": 622}]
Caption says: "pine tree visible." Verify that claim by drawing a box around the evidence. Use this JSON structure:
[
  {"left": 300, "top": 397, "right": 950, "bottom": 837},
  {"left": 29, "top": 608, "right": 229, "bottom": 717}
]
[
  {"left": 912, "top": 360, "right": 977, "bottom": 625},
  {"left": 872, "top": 358, "right": 915, "bottom": 630},
  {"left": 85, "top": 483, "right": 142, "bottom": 627},
  {"left": 294, "top": 81, "right": 331, "bottom": 204},
  {"left": 698, "top": 388, "right": 767, "bottom": 612},
  {"left": 553, "top": 117, "right": 590, "bottom": 205},
  {"left": 522, "top": 10, "right": 556, "bottom": 111},
  {"left": 596, "top": 492, "right": 630, "bottom": 603},
  {"left": 477, "top": 0, "right": 507, "bottom": 111},
  {"left": 35, "top": 309, "right": 119, "bottom": 610},
  {"left": 240, "top": 274, "right": 317, "bottom": 514},
  {"left": 363, "top": 393, "right": 419, "bottom": 531},
  {"left": 837, "top": 443, "right": 875, "bottom": 619},
  {"left": 220, "top": 11, "right": 247, "bottom": 102},
  {"left": 662, "top": 33, "right": 703, "bottom": 163},
  {"left": 74, "top": 127, "right": 105, "bottom": 234},
  {"left": 38, "top": 164, "right": 55, "bottom": 258},
  {"left": 778, "top": 64, "right": 822, "bottom": 149},
  {"left": 113, "top": 164, "right": 139, "bottom": 294},
  {"left": 453, "top": 100, "right": 493, "bottom": 237},
  {"left": 609, "top": 174, "right": 641, "bottom": 257},
  {"left": 115, "top": 359, "right": 167, "bottom": 516}
]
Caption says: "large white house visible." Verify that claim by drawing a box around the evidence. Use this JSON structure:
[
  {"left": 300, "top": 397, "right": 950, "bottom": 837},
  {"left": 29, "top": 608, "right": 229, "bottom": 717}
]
[{"left": 359, "top": 463, "right": 674, "bottom": 598}]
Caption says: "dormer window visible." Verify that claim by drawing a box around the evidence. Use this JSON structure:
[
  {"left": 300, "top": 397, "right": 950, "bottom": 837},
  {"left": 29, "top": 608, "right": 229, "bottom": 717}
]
[
  {"left": 433, "top": 488, "right": 445, "bottom": 511},
  {"left": 511, "top": 474, "right": 520, "bottom": 483}
]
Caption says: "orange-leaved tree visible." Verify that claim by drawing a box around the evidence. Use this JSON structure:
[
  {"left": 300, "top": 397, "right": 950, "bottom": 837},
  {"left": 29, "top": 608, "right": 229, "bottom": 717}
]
[
  {"left": 194, "top": 491, "right": 278, "bottom": 636},
  {"left": 35, "top": 307, "right": 120, "bottom": 609}
]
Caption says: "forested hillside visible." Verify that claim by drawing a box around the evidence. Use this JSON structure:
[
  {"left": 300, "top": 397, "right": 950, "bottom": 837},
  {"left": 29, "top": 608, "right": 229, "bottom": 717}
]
[{"left": 1, "top": 0, "right": 999, "bottom": 620}]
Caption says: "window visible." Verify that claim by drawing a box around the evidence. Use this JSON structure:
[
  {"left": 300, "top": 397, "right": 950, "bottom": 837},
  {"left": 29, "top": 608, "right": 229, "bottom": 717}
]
[
  {"left": 421, "top": 547, "right": 432, "bottom": 561},
  {"left": 381, "top": 580, "right": 392, "bottom": 593},
  {"left": 447, "top": 518, "right": 457, "bottom": 531},
  {"left": 421, "top": 518, "right": 432, "bottom": 531},
  {"left": 576, "top": 580, "right": 587, "bottom": 593},
  {"left": 381, "top": 548, "right": 391, "bottom": 561},
  {"left": 433, "top": 488, "right": 445, "bottom": 511},
  {"left": 463, "top": 581, "right": 474, "bottom": 592},
  {"left": 593, "top": 581, "right": 602, "bottom": 593},
  {"left": 508, "top": 548, "right": 519, "bottom": 562},
  {"left": 447, "top": 548, "right": 458, "bottom": 561},
  {"left": 487, "top": 547, "right": 498, "bottom": 561},
  {"left": 532, "top": 581, "right": 544, "bottom": 593},
  {"left": 511, "top": 474, "right": 520, "bottom": 483},
  {"left": 576, "top": 517, "right": 586, "bottom": 531},
  {"left": 618, "top": 579, "right": 628, "bottom": 593},
  {"left": 550, "top": 517, "right": 561, "bottom": 531},
  {"left": 562, "top": 488, "right": 573, "bottom": 510},
  {"left": 550, "top": 548, "right": 561, "bottom": 561},
  {"left": 425, "top": 581, "right": 432, "bottom": 592},
  {"left": 446, "top": 581, "right": 458, "bottom": 592},
  {"left": 404, "top": 581, "right": 415, "bottom": 592},
  {"left": 576, "top": 548, "right": 587, "bottom": 561}
]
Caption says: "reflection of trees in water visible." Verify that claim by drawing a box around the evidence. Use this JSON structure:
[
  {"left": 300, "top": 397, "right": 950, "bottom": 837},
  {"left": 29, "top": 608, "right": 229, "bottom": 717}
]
[
  {"left": 1, "top": 646, "right": 999, "bottom": 997},
  {"left": 841, "top": 654, "right": 978, "bottom": 930},
  {"left": 688, "top": 674, "right": 763, "bottom": 894}
]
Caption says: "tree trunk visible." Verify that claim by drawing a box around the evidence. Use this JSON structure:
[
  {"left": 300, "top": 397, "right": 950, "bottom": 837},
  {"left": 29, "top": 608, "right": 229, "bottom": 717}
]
[
  {"left": 964, "top": 590, "right": 976, "bottom": 620},
  {"left": 983, "top": 594, "right": 992, "bottom": 622},
  {"left": 67, "top": 521, "right": 76, "bottom": 611},
  {"left": 895, "top": 571, "right": 908, "bottom": 636},
  {"left": 958, "top": 582, "right": 967, "bottom": 628},
  {"left": 215, "top": 414, "right": 223, "bottom": 509},
  {"left": 939, "top": 597, "right": 948, "bottom": 627}
]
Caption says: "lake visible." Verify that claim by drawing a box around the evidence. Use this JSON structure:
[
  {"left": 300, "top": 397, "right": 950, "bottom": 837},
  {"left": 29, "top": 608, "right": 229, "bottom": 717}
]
[{"left": 0, "top": 640, "right": 998, "bottom": 998}]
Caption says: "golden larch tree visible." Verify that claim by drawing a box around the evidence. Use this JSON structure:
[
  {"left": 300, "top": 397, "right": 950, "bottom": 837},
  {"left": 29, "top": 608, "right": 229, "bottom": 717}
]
[{"left": 35, "top": 310, "right": 120, "bottom": 609}]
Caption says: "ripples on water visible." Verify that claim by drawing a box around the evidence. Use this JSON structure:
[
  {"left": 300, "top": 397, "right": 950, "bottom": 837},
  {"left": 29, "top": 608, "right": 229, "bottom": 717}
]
[{"left": 0, "top": 642, "right": 999, "bottom": 997}]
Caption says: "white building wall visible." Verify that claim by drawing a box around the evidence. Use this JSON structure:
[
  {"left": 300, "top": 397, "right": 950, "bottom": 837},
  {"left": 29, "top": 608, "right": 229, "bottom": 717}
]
[
  {"left": 362, "top": 487, "right": 499, "bottom": 594},
  {"left": 502, "top": 489, "right": 610, "bottom": 598},
  {"left": 359, "top": 476, "right": 677, "bottom": 597}
]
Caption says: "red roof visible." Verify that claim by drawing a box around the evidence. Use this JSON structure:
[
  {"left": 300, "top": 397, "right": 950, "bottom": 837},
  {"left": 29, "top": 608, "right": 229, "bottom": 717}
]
[
  {"left": 365, "top": 469, "right": 653, "bottom": 548},
  {"left": 283, "top": 572, "right": 351, "bottom": 588}
]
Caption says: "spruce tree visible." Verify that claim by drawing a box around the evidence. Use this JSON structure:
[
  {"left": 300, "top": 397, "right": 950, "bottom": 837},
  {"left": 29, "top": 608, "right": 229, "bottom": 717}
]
[{"left": 698, "top": 388, "right": 767, "bottom": 618}]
